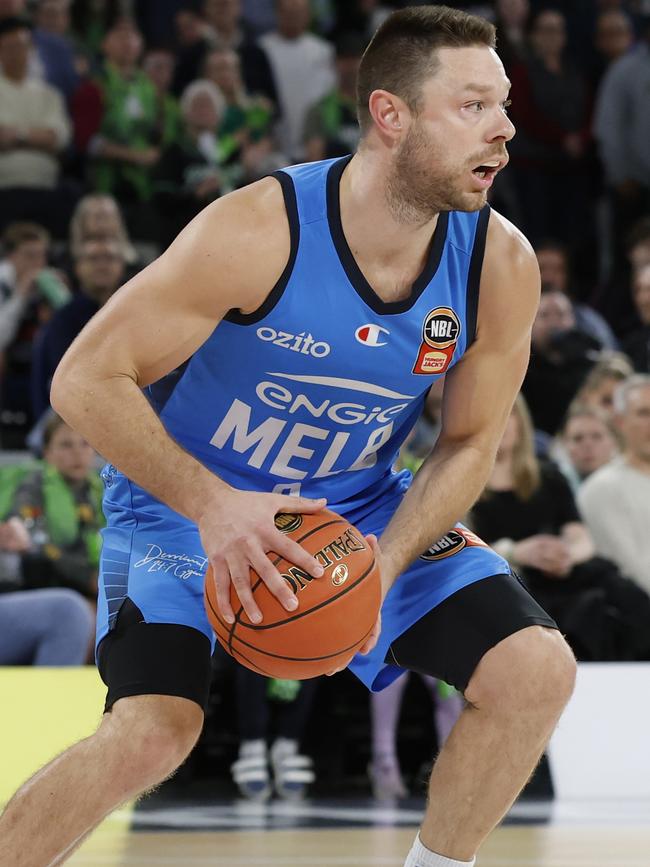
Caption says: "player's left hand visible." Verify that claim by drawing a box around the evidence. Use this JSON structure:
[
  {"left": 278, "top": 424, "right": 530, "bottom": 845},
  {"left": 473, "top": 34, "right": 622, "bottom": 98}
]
[{"left": 325, "top": 534, "right": 384, "bottom": 676}]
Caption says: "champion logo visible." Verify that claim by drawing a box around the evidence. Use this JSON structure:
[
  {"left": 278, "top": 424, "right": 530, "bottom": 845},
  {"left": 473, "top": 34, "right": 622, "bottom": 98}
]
[{"left": 355, "top": 324, "right": 390, "bottom": 347}]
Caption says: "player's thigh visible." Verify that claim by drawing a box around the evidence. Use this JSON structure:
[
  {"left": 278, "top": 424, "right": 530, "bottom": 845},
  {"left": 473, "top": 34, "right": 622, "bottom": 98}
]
[
  {"left": 387, "top": 571, "right": 559, "bottom": 694},
  {"left": 97, "top": 473, "right": 214, "bottom": 713}
]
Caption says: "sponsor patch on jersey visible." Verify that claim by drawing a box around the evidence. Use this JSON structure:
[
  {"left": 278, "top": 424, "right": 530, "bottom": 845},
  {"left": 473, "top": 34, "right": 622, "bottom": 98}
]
[
  {"left": 412, "top": 307, "right": 461, "bottom": 375},
  {"left": 355, "top": 323, "right": 390, "bottom": 347},
  {"left": 274, "top": 513, "right": 303, "bottom": 534},
  {"left": 419, "top": 527, "right": 488, "bottom": 561}
]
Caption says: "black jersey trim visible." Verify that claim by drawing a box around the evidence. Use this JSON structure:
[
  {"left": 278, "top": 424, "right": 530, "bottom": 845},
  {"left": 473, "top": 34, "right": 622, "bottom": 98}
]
[
  {"left": 465, "top": 205, "right": 490, "bottom": 348},
  {"left": 224, "top": 170, "right": 300, "bottom": 325},
  {"left": 326, "top": 156, "right": 450, "bottom": 315}
]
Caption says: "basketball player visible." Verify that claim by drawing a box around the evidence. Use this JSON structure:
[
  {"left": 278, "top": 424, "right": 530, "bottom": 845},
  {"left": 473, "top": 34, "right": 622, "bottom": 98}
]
[{"left": 0, "top": 8, "right": 576, "bottom": 867}]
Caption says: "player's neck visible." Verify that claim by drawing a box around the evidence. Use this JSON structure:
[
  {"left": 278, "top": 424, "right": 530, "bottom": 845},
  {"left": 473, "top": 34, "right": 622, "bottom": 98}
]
[{"left": 340, "top": 153, "right": 440, "bottom": 273}]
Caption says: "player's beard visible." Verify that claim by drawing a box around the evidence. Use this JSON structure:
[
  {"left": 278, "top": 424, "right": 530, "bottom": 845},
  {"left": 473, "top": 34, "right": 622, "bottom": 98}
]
[{"left": 386, "top": 120, "right": 484, "bottom": 223}]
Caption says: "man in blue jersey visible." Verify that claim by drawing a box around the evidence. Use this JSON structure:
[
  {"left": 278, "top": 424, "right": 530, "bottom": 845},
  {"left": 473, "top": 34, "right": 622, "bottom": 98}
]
[{"left": 0, "top": 7, "right": 576, "bottom": 867}]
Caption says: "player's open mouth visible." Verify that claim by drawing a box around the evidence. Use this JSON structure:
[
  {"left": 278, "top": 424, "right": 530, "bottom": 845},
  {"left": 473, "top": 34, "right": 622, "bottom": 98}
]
[{"left": 472, "top": 161, "right": 501, "bottom": 181}]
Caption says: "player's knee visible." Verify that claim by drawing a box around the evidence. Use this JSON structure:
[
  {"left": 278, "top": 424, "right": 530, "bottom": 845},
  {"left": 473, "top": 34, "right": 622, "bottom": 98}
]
[
  {"left": 465, "top": 626, "right": 576, "bottom": 716},
  {"left": 101, "top": 695, "right": 204, "bottom": 786}
]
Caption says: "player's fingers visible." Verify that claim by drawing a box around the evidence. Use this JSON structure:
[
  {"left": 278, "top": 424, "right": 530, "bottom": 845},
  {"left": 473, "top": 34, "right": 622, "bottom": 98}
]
[
  {"left": 250, "top": 546, "right": 299, "bottom": 613},
  {"left": 270, "top": 532, "right": 325, "bottom": 579},
  {"left": 325, "top": 657, "right": 353, "bottom": 677},
  {"left": 227, "top": 553, "right": 263, "bottom": 624},
  {"left": 275, "top": 495, "right": 327, "bottom": 514},
  {"left": 211, "top": 557, "right": 235, "bottom": 625}
]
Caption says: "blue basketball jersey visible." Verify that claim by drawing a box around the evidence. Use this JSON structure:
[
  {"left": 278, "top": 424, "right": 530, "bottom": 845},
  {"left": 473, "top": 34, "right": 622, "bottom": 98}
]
[{"left": 144, "top": 156, "right": 489, "bottom": 510}]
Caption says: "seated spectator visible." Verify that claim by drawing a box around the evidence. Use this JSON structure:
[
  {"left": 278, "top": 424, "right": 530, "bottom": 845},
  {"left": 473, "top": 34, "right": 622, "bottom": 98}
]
[
  {"left": 304, "top": 31, "right": 364, "bottom": 162},
  {"left": 507, "top": 8, "right": 594, "bottom": 250},
  {"left": 32, "top": 0, "right": 79, "bottom": 101},
  {"left": 259, "top": 0, "right": 335, "bottom": 160},
  {"left": 153, "top": 79, "right": 229, "bottom": 247},
  {"left": 31, "top": 237, "right": 126, "bottom": 419},
  {"left": 142, "top": 46, "right": 182, "bottom": 153},
  {"left": 493, "top": 0, "right": 530, "bottom": 75},
  {"left": 578, "top": 375, "right": 650, "bottom": 596},
  {"left": 202, "top": 0, "right": 279, "bottom": 106},
  {"left": 555, "top": 404, "right": 619, "bottom": 493},
  {"left": 535, "top": 239, "right": 618, "bottom": 349},
  {"left": 522, "top": 290, "right": 600, "bottom": 436},
  {"left": 73, "top": 18, "right": 168, "bottom": 238},
  {"left": 68, "top": 192, "right": 137, "bottom": 266},
  {"left": 622, "top": 263, "right": 650, "bottom": 372},
  {"left": 69, "top": 0, "right": 121, "bottom": 57},
  {"left": 0, "top": 222, "right": 69, "bottom": 446},
  {"left": 0, "top": 588, "right": 94, "bottom": 665},
  {"left": 594, "top": 18, "right": 650, "bottom": 277},
  {"left": 369, "top": 674, "right": 462, "bottom": 801},
  {"left": 231, "top": 667, "right": 318, "bottom": 801},
  {"left": 469, "top": 394, "right": 650, "bottom": 661},
  {"left": 203, "top": 46, "right": 283, "bottom": 177},
  {"left": 171, "top": 7, "right": 213, "bottom": 96},
  {"left": 573, "top": 352, "right": 634, "bottom": 419},
  {"left": 591, "top": 8, "right": 633, "bottom": 89},
  {"left": 0, "top": 16, "right": 75, "bottom": 236},
  {"left": 5, "top": 412, "right": 103, "bottom": 601}
]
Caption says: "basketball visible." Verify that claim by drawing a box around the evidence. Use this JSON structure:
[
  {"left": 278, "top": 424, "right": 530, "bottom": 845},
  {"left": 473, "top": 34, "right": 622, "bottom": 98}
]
[{"left": 204, "top": 509, "right": 381, "bottom": 679}]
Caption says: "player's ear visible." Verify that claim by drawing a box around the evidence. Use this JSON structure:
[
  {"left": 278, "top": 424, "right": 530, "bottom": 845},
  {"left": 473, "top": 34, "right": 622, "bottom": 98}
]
[{"left": 367, "top": 89, "right": 408, "bottom": 142}]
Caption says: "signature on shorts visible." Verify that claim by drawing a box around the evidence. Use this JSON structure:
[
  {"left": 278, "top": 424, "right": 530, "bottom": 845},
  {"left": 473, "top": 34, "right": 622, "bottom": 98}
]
[{"left": 134, "top": 544, "right": 208, "bottom": 580}]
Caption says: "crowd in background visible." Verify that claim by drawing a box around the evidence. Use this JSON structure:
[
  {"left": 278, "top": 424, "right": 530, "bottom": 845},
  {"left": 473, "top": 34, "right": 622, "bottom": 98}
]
[{"left": 1, "top": 0, "right": 650, "bottom": 803}]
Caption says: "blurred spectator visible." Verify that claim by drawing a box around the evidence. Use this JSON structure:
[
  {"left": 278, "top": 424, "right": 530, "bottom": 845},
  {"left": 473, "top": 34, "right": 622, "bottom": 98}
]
[
  {"left": 32, "top": 0, "right": 79, "bottom": 101},
  {"left": 578, "top": 375, "right": 650, "bottom": 596},
  {"left": 536, "top": 239, "right": 618, "bottom": 349},
  {"left": 231, "top": 667, "right": 317, "bottom": 801},
  {"left": 0, "top": 588, "right": 94, "bottom": 664},
  {"left": 556, "top": 404, "right": 620, "bottom": 493},
  {"left": 259, "top": 0, "right": 335, "bottom": 160},
  {"left": 203, "top": 46, "right": 282, "bottom": 177},
  {"left": 7, "top": 412, "right": 104, "bottom": 601},
  {"left": 330, "top": 0, "right": 393, "bottom": 40},
  {"left": 622, "top": 263, "right": 650, "bottom": 372},
  {"left": 0, "top": 16, "right": 75, "bottom": 236},
  {"left": 0, "top": 222, "right": 70, "bottom": 446},
  {"left": 203, "top": 0, "right": 279, "bottom": 105},
  {"left": 303, "top": 31, "right": 364, "bottom": 162},
  {"left": 591, "top": 8, "right": 634, "bottom": 88},
  {"left": 573, "top": 352, "right": 634, "bottom": 419},
  {"left": 31, "top": 237, "right": 126, "bottom": 419},
  {"left": 143, "top": 47, "right": 182, "bottom": 152},
  {"left": 369, "top": 674, "right": 462, "bottom": 800},
  {"left": 73, "top": 19, "right": 166, "bottom": 238},
  {"left": 493, "top": 0, "right": 530, "bottom": 74},
  {"left": 172, "top": 7, "right": 212, "bottom": 95},
  {"left": 241, "top": 0, "right": 276, "bottom": 37},
  {"left": 522, "top": 290, "right": 600, "bottom": 436},
  {"left": 470, "top": 394, "right": 650, "bottom": 661},
  {"left": 68, "top": 192, "right": 136, "bottom": 266},
  {"left": 69, "top": 0, "right": 121, "bottom": 56},
  {"left": 594, "top": 18, "right": 650, "bottom": 274},
  {"left": 153, "top": 79, "right": 228, "bottom": 247},
  {"left": 508, "top": 9, "right": 594, "bottom": 251}
]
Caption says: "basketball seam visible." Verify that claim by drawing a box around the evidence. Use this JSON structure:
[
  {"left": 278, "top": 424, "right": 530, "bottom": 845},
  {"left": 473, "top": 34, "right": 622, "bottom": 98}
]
[{"left": 224, "top": 620, "right": 375, "bottom": 663}]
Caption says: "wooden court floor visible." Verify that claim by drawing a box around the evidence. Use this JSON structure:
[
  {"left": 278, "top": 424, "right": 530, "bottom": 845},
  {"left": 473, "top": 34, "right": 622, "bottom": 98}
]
[{"left": 67, "top": 805, "right": 650, "bottom": 867}]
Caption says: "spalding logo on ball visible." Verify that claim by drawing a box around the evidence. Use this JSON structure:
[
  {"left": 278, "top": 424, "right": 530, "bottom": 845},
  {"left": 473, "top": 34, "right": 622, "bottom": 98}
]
[{"left": 204, "top": 509, "right": 381, "bottom": 679}]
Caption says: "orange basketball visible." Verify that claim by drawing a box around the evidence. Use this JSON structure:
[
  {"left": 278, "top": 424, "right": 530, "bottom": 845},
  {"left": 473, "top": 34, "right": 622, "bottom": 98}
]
[{"left": 204, "top": 508, "right": 381, "bottom": 679}]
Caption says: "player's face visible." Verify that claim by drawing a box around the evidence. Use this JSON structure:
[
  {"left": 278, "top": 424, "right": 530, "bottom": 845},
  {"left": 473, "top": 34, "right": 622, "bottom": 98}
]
[{"left": 391, "top": 46, "right": 514, "bottom": 216}]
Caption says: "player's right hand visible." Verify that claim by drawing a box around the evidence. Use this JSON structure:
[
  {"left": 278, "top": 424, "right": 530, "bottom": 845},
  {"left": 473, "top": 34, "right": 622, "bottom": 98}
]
[{"left": 198, "top": 491, "right": 327, "bottom": 626}]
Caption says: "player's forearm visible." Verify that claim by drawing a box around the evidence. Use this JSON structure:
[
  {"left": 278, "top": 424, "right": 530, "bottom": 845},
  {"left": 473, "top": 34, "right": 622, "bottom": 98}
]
[
  {"left": 379, "top": 438, "right": 496, "bottom": 589},
  {"left": 51, "top": 368, "right": 232, "bottom": 524}
]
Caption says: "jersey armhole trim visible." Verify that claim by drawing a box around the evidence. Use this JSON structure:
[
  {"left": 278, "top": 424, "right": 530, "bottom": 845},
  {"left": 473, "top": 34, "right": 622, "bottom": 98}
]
[
  {"left": 224, "top": 170, "right": 300, "bottom": 325},
  {"left": 465, "top": 205, "right": 490, "bottom": 348}
]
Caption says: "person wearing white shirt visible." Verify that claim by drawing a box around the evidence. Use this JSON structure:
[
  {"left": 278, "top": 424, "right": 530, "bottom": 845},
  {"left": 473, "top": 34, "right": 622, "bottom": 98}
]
[
  {"left": 259, "top": 0, "right": 335, "bottom": 160},
  {"left": 578, "top": 375, "right": 650, "bottom": 595}
]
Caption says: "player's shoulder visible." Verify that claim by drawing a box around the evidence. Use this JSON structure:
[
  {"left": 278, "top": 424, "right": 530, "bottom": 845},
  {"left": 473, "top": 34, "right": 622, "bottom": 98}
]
[
  {"left": 473, "top": 209, "right": 540, "bottom": 338},
  {"left": 485, "top": 208, "right": 537, "bottom": 275}
]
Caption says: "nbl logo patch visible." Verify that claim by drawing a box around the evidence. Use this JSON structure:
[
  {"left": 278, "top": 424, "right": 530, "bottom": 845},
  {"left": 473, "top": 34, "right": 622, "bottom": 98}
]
[
  {"left": 420, "top": 527, "right": 488, "bottom": 561},
  {"left": 412, "top": 307, "right": 461, "bottom": 375},
  {"left": 275, "top": 514, "right": 303, "bottom": 534}
]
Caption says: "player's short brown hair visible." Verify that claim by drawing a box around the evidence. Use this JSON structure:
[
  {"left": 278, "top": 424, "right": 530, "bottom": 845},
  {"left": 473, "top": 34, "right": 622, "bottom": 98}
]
[{"left": 356, "top": 5, "right": 496, "bottom": 135}]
